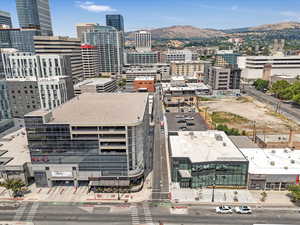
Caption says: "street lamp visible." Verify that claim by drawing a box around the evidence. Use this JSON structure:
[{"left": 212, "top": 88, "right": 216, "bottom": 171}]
[{"left": 117, "top": 176, "right": 120, "bottom": 200}]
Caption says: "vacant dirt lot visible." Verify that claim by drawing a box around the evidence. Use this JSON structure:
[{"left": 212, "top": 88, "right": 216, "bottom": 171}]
[{"left": 199, "top": 97, "right": 299, "bottom": 134}]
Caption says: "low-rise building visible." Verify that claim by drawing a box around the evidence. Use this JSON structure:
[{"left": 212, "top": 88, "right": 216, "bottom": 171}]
[
  {"left": 241, "top": 148, "right": 300, "bottom": 190},
  {"left": 161, "top": 49, "right": 198, "bottom": 63},
  {"left": 170, "top": 61, "right": 208, "bottom": 76},
  {"left": 74, "top": 78, "right": 117, "bottom": 95},
  {"left": 0, "top": 128, "right": 31, "bottom": 184},
  {"left": 133, "top": 76, "right": 155, "bottom": 92},
  {"left": 125, "top": 51, "right": 159, "bottom": 65},
  {"left": 170, "top": 131, "right": 248, "bottom": 188}
]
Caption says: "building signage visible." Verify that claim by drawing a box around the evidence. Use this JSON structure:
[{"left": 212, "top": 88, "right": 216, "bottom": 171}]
[{"left": 51, "top": 171, "right": 72, "bottom": 177}]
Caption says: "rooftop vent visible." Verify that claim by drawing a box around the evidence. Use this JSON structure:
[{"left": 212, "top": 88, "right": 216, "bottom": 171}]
[
  {"left": 270, "top": 161, "right": 275, "bottom": 166},
  {"left": 215, "top": 134, "right": 223, "bottom": 141},
  {"left": 291, "top": 159, "right": 295, "bottom": 164},
  {"left": 223, "top": 142, "right": 227, "bottom": 147},
  {"left": 271, "top": 150, "right": 276, "bottom": 154},
  {"left": 284, "top": 166, "right": 288, "bottom": 170}
]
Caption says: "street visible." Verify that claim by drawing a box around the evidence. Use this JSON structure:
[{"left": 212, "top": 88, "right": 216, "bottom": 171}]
[
  {"left": 0, "top": 202, "right": 299, "bottom": 224},
  {"left": 152, "top": 87, "right": 170, "bottom": 201},
  {"left": 244, "top": 86, "right": 300, "bottom": 123}
]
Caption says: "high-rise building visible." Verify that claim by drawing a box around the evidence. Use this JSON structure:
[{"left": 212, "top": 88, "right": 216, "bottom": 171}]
[
  {"left": 81, "top": 44, "right": 99, "bottom": 78},
  {"left": 170, "top": 61, "right": 209, "bottom": 76},
  {"left": 215, "top": 50, "right": 241, "bottom": 67},
  {"left": 0, "top": 10, "right": 12, "bottom": 28},
  {"left": 135, "top": 31, "right": 151, "bottom": 52},
  {"left": 16, "top": 0, "right": 53, "bottom": 36},
  {"left": 2, "top": 51, "right": 74, "bottom": 117},
  {"left": 85, "top": 26, "right": 123, "bottom": 75},
  {"left": 125, "top": 51, "right": 159, "bottom": 65},
  {"left": 24, "top": 92, "right": 150, "bottom": 188},
  {"left": 0, "top": 28, "right": 41, "bottom": 52},
  {"left": 76, "top": 23, "right": 98, "bottom": 43},
  {"left": 34, "top": 36, "right": 83, "bottom": 83},
  {"left": 106, "top": 14, "right": 124, "bottom": 32},
  {"left": 0, "top": 80, "right": 11, "bottom": 120}
]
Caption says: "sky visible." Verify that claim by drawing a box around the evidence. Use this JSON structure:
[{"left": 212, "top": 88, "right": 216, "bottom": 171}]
[{"left": 2, "top": 0, "right": 300, "bottom": 37}]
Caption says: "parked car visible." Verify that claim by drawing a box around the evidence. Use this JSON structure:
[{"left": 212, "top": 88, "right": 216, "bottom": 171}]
[
  {"left": 216, "top": 205, "right": 233, "bottom": 214},
  {"left": 185, "top": 117, "right": 194, "bottom": 120},
  {"left": 166, "top": 109, "right": 170, "bottom": 112},
  {"left": 175, "top": 115, "right": 184, "bottom": 118},
  {"left": 234, "top": 206, "right": 252, "bottom": 214},
  {"left": 186, "top": 122, "right": 195, "bottom": 126},
  {"left": 177, "top": 119, "right": 186, "bottom": 123},
  {"left": 179, "top": 127, "right": 187, "bottom": 131}
]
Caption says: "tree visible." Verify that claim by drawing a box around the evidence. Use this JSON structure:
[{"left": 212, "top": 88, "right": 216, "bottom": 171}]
[
  {"left": 0, "top": 179, "right": 26, "bottom": 198},
  {"left": 293, "top": 93, "right": 300, "bottom": 105},
  {"left": 253, "top": 79, "right": 269, "bottom": 92},
  {"left": 288, "top": 185, "right": 300, "bottom": 202},
  {"left": 270, "top": 80, "right": 291, "bottom": 96}
]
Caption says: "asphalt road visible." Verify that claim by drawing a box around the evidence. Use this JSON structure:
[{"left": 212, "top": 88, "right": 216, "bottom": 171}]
[
  {"left": 152, "top": 88, "right": 170, "bottom": 201},
  {"left": 0, "top": 202, "right": 299, "bottom": 225},
  {"left": 244, "top": 86, "right": 300, "bottom": 123}
]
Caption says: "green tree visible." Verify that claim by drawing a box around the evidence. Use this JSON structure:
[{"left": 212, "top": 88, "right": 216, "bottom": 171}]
[
  {"left": 253, "top": 79, "right": 269, "bottom": 91},
  {"left": 270, "top": 80, "right": 291, "bottom": 96},
  {"left": 0, "top": 179, "right": 26, "bottom": 198},
  {"left": 293, "top": 93, "right": 300, "bottom": 104},
  {"left": 288, "top": 185, "right": 300, "bottom": 202}
]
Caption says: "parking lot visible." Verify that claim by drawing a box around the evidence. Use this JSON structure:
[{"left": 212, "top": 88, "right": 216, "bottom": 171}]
[{"left": 166, "top": 112, "right": 208, "bottom": 132}]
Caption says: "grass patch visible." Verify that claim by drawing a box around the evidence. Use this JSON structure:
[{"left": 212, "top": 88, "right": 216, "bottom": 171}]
[
  {"left": 211, "top": 111, "right": 249, "bottom": 124},
  {"left": 236, "top": 96, "right": 252, "bottom": 103},
  {"left": 198, "top": 96, "right": 215, "bottom": 101}
]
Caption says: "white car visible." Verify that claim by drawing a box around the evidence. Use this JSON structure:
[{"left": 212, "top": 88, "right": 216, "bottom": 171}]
[
  {"left": 215, "top": 205, "right": 233, "bottom": 214},
  {"left": 234, "top": 206, "right": 252, "bottom": 214}
]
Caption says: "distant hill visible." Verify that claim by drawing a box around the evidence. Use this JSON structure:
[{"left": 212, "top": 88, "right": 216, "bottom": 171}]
[
  {"left": 126, "top": 25, "right": 226, "bottom": 40},
  {"left": 126, "top": 22, "right": 300, "bottom": 40},
  {"left": 248, "top": 21, "right": 300, "bottom": 31}
]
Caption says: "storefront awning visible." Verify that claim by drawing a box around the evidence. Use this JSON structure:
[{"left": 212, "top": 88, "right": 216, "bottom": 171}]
[{"left": 89, "top": 180, "right": 130, "bottom": 187}]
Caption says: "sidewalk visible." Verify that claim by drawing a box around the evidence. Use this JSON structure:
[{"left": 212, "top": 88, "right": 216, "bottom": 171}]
[{"left": 0, "top": 172, "right": 153, "bottom": 203}]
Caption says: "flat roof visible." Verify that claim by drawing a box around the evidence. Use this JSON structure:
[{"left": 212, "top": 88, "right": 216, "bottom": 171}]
[
  {"left": 229, "top": 136, "right": 259, "bottom": 148},
  {"left": 170, "top": 131, "right": 247, "bottom": 163},
  {"left": 26, "top": 93, "right": 148, "bottom": 126},
  {"left": 240, "top": 148, "right": 300, "bottom": 175},
  {"left": 0, "top": 128, "right": 30, "bottom": 166},
  {"left": 134, "top": 76, "right": 154, "bottom": 81},
  {"left": 74, "top": 78, "right": 114, "bottom": 88}
]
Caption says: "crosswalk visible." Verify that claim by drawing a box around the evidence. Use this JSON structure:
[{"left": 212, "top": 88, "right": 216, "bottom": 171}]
[
  {"left": 13, "top": 202, "right": 39, "bottom": 222},
  {"left": 130, "top": 203, "right": 140, "bottom": 225},
  {"left": 130, "top": 203, "right": 154, "bottom": 225}
]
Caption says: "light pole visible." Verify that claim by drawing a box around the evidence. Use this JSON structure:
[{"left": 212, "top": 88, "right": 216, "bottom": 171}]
[
  {"left": 117, "top": 176, "right": 120, "bottom": 200},
  {"left": 211, "top": 167, "right": 216, "bottom": 203}
]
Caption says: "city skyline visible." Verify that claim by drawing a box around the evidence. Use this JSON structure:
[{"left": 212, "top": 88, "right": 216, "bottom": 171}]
[{"left": 1, "top": 0, "right": 300, "bottom": 37}]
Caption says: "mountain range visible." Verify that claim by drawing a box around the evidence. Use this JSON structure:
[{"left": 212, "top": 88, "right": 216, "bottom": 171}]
[{"left": 126, "top": 21, "right": 300, "bottom": 40}]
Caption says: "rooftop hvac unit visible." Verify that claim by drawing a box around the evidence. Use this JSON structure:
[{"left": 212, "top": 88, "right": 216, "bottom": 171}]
[
  {"left": 270, "top": 161, "right": 275, "bottom": 166},
  {"left": 215, "top": 134, "right": 223, "bottom": 141},
  {"left": 284, "top": 166, "right": 288, "bottom": 170},
  {"left": 291, "top": 159, "right": 295, "bottom": 164},
  {"left": 223, "top": 142, "right": 227, "bottom": 147},
  {"left": 271, "top": 150, "right": 276, "bottom": 154}
]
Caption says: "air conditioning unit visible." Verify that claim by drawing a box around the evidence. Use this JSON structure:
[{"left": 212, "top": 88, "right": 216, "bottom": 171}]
[{"left": 270, "top": 161, "right": 275, "bottom": 166}]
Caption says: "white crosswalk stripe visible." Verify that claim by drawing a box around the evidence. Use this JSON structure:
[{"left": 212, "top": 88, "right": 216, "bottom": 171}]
[
  {"left": 143, "top": 203, "right": 154, "bottom": 225},
  {"left": 13, "top": 202, "right": 28, "bottom": 221},
  {"left": 26, "top": 202, "right": 39, "bottom": 221},
  {"left": 130, "top": 203, "right": 140, "bottom": 225}
]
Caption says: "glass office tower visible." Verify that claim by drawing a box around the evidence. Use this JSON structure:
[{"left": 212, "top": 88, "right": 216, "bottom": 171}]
[
  {"left": 106, "top": 14, "right": 124, "bottom": 32},
  {"left": 16, "top": 0, "right": 53, "bottom": 36}
]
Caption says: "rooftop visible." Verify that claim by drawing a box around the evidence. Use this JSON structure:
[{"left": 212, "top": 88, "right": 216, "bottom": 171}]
[
  {"left": 0, "top": 128, "right": 30, "bottom": 167},
  {"left": 74, "top": 78, "right": 114, "bottom": 88},
  {"left": 26, "top": 93, "right": 149, "bottom": 126},
  {"left": 134, "top": 76, "right": 154, "bottom": 81},
  {"left": 240, "top": 148, "right": 300, "bottom": 175},
  {"left": 170, "top": 131, "right": 247, "bottom": 163}
]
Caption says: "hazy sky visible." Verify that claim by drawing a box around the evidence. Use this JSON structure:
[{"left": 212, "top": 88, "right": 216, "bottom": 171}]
[{"left": 2, "top": 0, "right": 300, "bottom": 37}]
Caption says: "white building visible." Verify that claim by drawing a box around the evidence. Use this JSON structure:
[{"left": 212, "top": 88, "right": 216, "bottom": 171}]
[
  {"left": 241, "top": 148, "right": 300, "bottom": 190},
  {"left": 81, "top": 44, "right": 99, "bottom": 78},
  {"left": 238, "top": 55, "right": 300, "bottom": 81},
  {"left": 2, "top": 52, "right": 74, "bottom": 115},
  {"left": 163, "top": 49, "right": 198, "bottom": 63},
  {"left": 74, "top": 78, "right": 117, "bottom": 95},
  {"left": 135, "top": 31, "right": 151, "bottom": 52}
]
